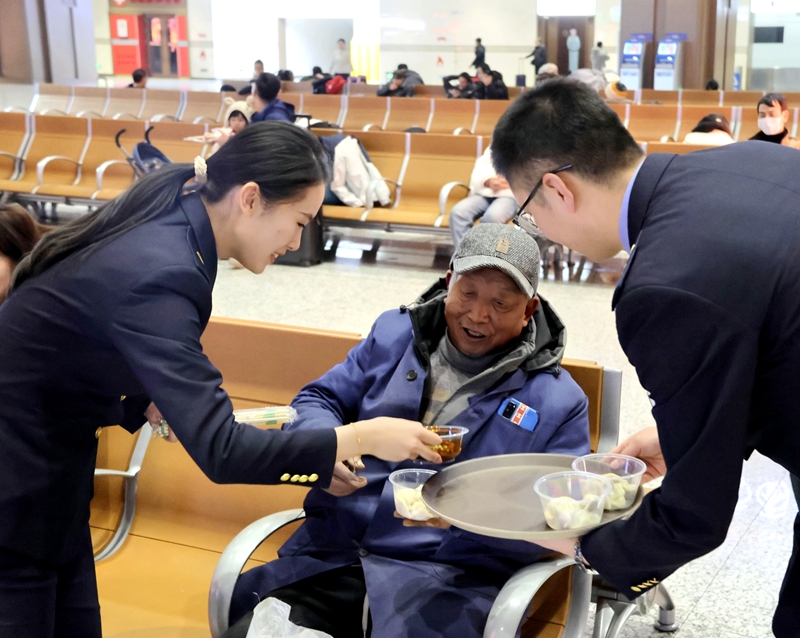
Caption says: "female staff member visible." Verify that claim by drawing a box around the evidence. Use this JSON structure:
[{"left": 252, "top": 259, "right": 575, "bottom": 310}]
[{"left": 0, "top": 122, "right": 440, "bottom": 638}]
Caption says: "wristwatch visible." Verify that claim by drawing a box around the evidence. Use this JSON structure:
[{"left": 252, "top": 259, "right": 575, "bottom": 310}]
[{"left": 574, "top": 538, "right": 592, "bottom": 573}]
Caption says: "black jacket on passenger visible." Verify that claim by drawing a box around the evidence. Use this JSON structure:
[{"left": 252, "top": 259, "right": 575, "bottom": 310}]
[
  {"left": 477, "top": 75, "right": 509, "bottom": 100},
  {"left": 582, "top": 142, "right": 800, "bottom": 600},
  {"left": 0, "top": 193, "right": 336, "bottom": 564},
  {"left": 376, "top": 83, "right": 415, "bottom": 98},
  {"left": 443, "top": 76, "right": 479, "bottom": 99}
]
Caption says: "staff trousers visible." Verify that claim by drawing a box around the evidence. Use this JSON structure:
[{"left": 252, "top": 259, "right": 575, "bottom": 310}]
[{"left": 0, "top": 529, "right": 100, "bottom": 638}]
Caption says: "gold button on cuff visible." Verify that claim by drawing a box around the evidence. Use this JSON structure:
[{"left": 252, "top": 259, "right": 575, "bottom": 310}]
[
  {"left": 120, "top": 395, "right": 126, "bottom": 401},
  {"left": 280, "top": 473, "right": 291, "bottom": 482},
  {"left": 299, "top": 475, "right": 309, "bottom": 483},
  {"left": 290, "top": 475, "right": 300, "bottom": 483},
  {"left": 631, "top": 586, "right": 641, "bottom": 593},
  {"left": 309, "top": 474, "right": 319, "bottom": 483},
  {"left": 95, "top": 427, "right": 102, "bottom": 439}
]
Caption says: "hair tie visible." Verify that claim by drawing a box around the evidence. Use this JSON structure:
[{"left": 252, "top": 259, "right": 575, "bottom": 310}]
[{"left": 194, "top": 156, "right": 208, "bottom": 184}]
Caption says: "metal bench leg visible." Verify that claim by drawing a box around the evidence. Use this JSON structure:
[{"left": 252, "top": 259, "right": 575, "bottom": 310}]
[
  {"left": 653, "top": 585, "right": 680, "bottom": 632},
  {"left": 593, "top": 597, "right": 637, "bottom": 638}
]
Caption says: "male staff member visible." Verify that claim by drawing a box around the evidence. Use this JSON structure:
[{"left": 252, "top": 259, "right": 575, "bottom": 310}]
[{"left": 491, "top": 80, "right": 800, "bottom": 637}]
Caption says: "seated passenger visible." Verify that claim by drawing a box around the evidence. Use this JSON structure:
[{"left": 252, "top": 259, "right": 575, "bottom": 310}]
[
  {"left": 683, "top": 113, "right": 735, "bottom": 146},
  {"left": 750, "top": 93, "right": 800, "bottom": 148},
  {"left": 449, "top": 147, "right": 518, "bottom": 249},
  {"left": 535, "top": 62, "right": 560, "bottom": 87},
  {"left": 224, "top": 224, "right": 591, "bottom": 638},
  {"left": 443, "top": 72, "right": 479, "bottom": 99},
  {"left": 251, "top": 72, "right": 296, "bottom": 122},
  {"left": 127, "top": 68, "right": 146, "bottom": 89},
  {"left": 476, "top": 64, "right": 509, "bottom": 100},
  {"left": 377, "top": 70, "right": 415, "bottom": 97},
  {"left": 396, "top": 63, "right": 424, "bottom": 86}
]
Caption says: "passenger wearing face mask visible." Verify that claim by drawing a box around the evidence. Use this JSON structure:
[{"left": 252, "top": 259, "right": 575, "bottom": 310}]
[
  {"left": 750, "top": 93, "right": 800, "bottom": 149},
  {"left": 0, "top": 122, "right": 442, "bottom": 637}
]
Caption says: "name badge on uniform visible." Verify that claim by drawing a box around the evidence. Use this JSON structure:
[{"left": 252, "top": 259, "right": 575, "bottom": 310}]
[{"left": 497, "top": 398, "right": 539, "bottom": 432}]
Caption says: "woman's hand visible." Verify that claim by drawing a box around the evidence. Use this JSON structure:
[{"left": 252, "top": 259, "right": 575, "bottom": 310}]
[
  {"left": 323, "top": 461, "right": 368, "bottom": 497},
  {"left": 612, "top": 426, "right": 665, "bottom": 483},
  {"left": 145, "top": 402, "right": 178, "bottom": 443},
  {"left": 359, "top": 417, "right": 443, "bottom": 464},
  {"left": 335, "top": 418, "right": 442, "bottom": 464}
]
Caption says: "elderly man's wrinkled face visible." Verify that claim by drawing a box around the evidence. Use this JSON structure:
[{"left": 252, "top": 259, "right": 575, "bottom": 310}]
[{"left": 444, "top": 268, "right": 538, "bottom": 357}]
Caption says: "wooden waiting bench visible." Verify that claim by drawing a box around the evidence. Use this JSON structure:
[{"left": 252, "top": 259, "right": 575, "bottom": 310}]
[{"left": 91, "top": 316, "right": 634, "bottom": 637}]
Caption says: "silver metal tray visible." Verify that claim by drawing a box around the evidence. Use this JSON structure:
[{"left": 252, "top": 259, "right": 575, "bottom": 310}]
[{"left": 421, "top": 453, "right": 644, "bottom": 541}]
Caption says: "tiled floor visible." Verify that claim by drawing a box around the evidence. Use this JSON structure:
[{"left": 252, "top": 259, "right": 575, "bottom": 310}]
[{"left": 212, "top": 235, "right": 797, "bottom": 638}]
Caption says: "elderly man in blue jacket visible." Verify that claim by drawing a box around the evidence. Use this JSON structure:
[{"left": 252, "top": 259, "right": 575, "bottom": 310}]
[{"left": 225, "top": 224, "right": 590, "bottom": 638}]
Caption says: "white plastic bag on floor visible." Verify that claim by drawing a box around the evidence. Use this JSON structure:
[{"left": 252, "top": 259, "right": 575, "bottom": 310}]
[{"left": 245, "top": 597, "right": 333, "bottom": 638}]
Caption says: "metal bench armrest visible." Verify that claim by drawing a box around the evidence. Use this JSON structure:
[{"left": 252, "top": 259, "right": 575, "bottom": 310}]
[
  {"left": 96, "top": 159, "right": 134, "bottom": 190},
  {"left": 75, "top": 110, "right": 104, "bottom": 118},
  {"left": 149, "top": 114, "right": 177, "bottom": 122},
  {"left": 191, "top": 115, "right": 218, "bottom": 124},
  {"left": 111, "top": 112, "right": 140, "bottom": 121},
  {"left": 39, "top": 109, "right": 68, "bottom": 116},
  {"left": 438, "top": 181, "right": 470, "bottom": 217},
  {"left": 365, "top": 177, "right": 401, "bottom": 212},
  {"left": 484, "top": 557, "right": 591, "bottom": 638},
  {"left": 0, "top": 151, "right": 22, "bottom": 162},
  {"left": 208, "top": 509, "right": 306, "bottom": 638},
  {"left": 36, "top": 155, "right": 81, "bottom": 185},
  {"left": 93, "top": 423, "right": 151, "bottom": 561}
]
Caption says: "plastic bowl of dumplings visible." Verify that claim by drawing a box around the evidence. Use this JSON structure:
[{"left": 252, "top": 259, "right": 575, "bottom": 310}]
[
  {"left": 571, "top": 454, "right": 646, "bottom": 511},
  {"left": 389, "top": 469, "right": 438, "bottom": 521},
  {"left": 534, "top": 471, "right": 612, "bottom": 531}
]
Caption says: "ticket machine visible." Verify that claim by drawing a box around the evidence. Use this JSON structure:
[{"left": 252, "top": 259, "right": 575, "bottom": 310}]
[
  {"left": 653, "top": 40, "right": 683, "bottom": 91},
  {"left": 619, "top": 40, "right": 647, "bottom": 90}
]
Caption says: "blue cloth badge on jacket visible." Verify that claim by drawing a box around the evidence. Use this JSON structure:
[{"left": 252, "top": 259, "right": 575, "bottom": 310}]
[{"left": 497, "top": 398, "right": 539, "bottom": 432}]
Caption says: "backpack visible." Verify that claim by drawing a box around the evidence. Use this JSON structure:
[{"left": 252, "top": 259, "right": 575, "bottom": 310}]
[{"left": 325, "top": 75, "right": 346, "bottom": 95}]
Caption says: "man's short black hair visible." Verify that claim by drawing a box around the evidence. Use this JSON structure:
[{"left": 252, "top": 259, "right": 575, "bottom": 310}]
[
  {"left": 393, "top": 70, "right": 408, "bottom": 80},
  {"left": 397, "top": 63, "right": 408, "bottom": 70},
  {"left": 492, "top": 79, "right": 644, "bottom": 188},
  {"left": 312, "top": 66, "right": 323, "bottom": 75},
  {"left": 255, "top": 59, "right": 263, "bottom": 66},
  {"left": 758, "top": 92, "right": 788, "bottom": 112},
  {"left": 477, "top": 63, "right": 491, "bottom": 74},
  {"left": 338, "top": 38, "right": 346, "bottom": 44},
  {"left": 254, "top": 72, "right": 281, "bottom": 102},
  {"left": 597, "top": 42, "right": 603, "bottom": 47},
  {"left": 459, "top": 72, "right": 472, "bottom": 82},
  {"left": 705, "top": 78, "right": 719, "bottom": 90},
  {"left": 132, "top": 68, "right": 146, "bottom": 83},
  {"left": 476, "top": 38, "right": 482, "bottom": 43}
]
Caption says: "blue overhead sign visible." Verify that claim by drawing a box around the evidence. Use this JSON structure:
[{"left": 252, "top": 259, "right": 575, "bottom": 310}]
[
  {"left": 665, "top": 32, "right": 688, "bottom": 41},
  {"left": 631, "top": 33, "right": 653, "bottom": 41}
]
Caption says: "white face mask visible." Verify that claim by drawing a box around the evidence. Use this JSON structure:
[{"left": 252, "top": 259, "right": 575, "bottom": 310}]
[{"left": 758, "top": 116, "right": 785, "bottom": 136}]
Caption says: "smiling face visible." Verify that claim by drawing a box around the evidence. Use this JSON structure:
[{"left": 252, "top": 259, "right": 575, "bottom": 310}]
[
  {"left": 227, "top": 182, "right": 325, "bottom": 273},
  {"left": 444, "top": 268, "right": 538, "bottom": 357}
]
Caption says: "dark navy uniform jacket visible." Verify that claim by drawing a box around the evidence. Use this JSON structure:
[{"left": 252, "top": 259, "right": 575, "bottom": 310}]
[
  {"left": 0, "top": 193, "right": 336, "bottom": 564},
  {"left": 582, "top": 142, "right": 800, "bottom": 596}
]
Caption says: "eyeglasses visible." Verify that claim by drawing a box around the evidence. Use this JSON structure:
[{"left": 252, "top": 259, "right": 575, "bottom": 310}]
[{"left": 513, "top": 165, "right": 573, "bottom": 236}]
